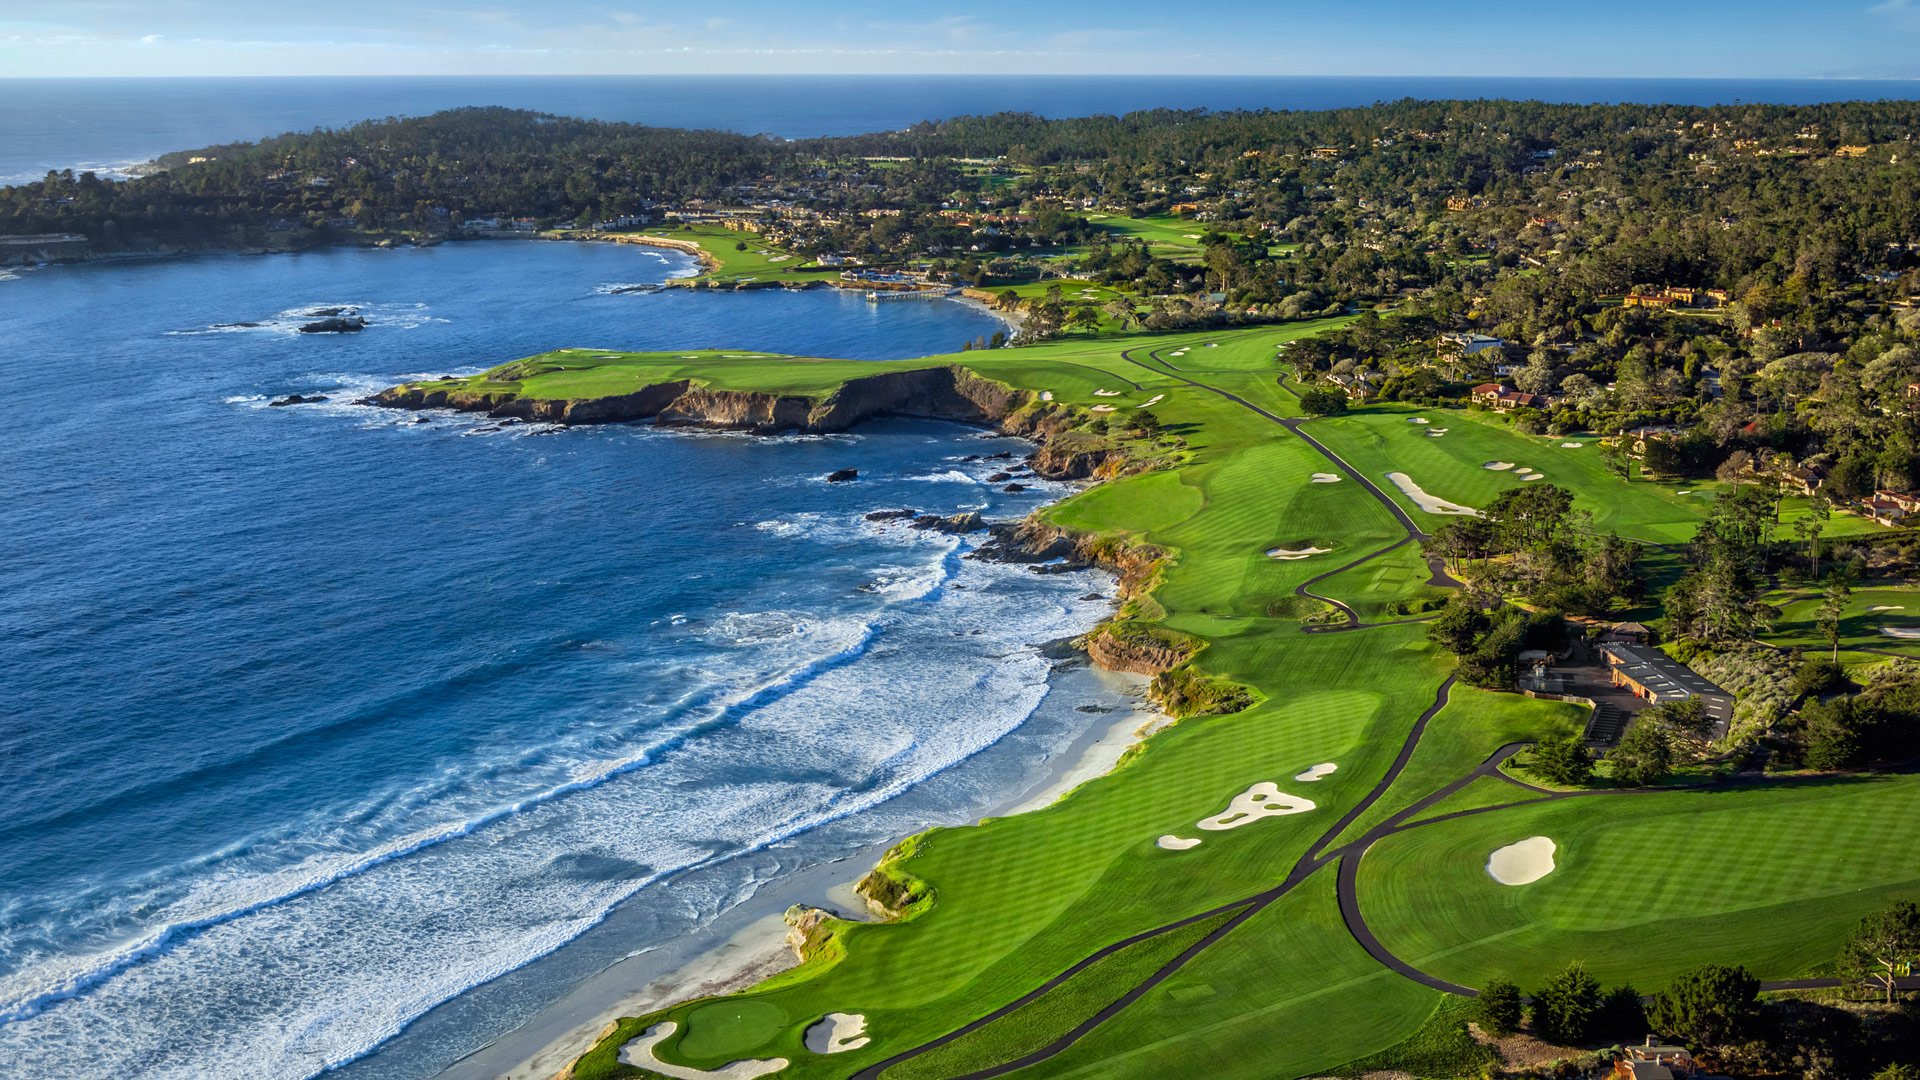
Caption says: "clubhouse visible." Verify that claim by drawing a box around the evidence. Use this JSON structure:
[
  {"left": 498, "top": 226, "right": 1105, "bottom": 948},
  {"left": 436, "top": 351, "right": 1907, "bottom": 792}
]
[{"left": 1599, "top": 642, "right": 1735, "bottom": 734}]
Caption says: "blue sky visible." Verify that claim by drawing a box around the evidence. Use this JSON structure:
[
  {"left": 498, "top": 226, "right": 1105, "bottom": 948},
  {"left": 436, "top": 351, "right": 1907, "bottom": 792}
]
[{"left": 4, "top": 1, "right": 1920, "bottom": 79}]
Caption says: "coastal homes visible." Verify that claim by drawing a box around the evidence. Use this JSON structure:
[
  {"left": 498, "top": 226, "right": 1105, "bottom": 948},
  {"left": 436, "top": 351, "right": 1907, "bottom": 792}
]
[
  {"left": 1861, "top": 489, "right": 1920, "bottom": 526},
  {"left": 1440, "top": 331, "right": 1507, "bottom": 356},
  {"left": 1600, "top": 643, "right": 1734, "bottom": 735},
  {"left": 1469, "top": 382, "right": 1547, "bottom": 411}
]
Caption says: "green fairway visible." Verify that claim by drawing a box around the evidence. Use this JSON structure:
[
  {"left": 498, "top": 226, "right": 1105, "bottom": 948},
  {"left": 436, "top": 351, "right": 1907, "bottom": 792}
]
[
  {"left": 403, "top": 322, "right": 1920, "bottom": 1080},
  {"left": 1763, "top": 584, "right": 1920, "bottom": 660},
  {"left": 1357, "top": 774, "right": 1920, "bottom": 989},
  {"left": 1305, "top": 405, "right": 1715, "bottom": 544}
]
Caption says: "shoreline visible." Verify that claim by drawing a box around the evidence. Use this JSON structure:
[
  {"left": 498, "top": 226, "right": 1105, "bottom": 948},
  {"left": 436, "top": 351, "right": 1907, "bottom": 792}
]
[{"left": 437, "top": 663, "right": 1164, "bottom": 1080}]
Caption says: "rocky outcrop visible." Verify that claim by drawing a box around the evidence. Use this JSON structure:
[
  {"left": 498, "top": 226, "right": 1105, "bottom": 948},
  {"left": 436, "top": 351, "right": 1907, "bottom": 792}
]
[
  {"left": 825, "top": 468, "right": 859, "bottom": 483},
  {"left": 297, "top": 315, "right": 367, "bottom": 333},
  {"left": 268, "top": 394, "right": 329, "bottom": 406},
  {"left": 1084, "top": 622, "right": 1195, "bottom": 677},
  {"left": 910, "top": 511, "right": 984, "bottom": 534},
  {"left": 783, "top": 905, "right": 837, "bottom": 963}
]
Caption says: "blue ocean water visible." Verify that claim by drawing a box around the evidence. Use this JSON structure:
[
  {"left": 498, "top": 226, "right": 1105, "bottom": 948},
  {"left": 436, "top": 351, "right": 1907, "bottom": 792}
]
[
  {"left": 0, "top": 242, "right": 1119, "bottom": 1078},
  {"left": 6, "top": 74, "right": 1920, "bottom": 183}
]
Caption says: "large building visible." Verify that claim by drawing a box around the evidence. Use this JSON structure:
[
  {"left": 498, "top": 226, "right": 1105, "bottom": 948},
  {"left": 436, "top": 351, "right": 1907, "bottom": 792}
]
[{"left": 1600, "top": 643, "right": 1735, "bottom": 734}]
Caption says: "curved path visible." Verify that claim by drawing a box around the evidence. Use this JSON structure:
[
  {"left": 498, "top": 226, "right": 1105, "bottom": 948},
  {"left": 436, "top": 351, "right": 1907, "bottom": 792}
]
[{"left": 845, "top": 346, "right": 1876, "bottom": 1079}]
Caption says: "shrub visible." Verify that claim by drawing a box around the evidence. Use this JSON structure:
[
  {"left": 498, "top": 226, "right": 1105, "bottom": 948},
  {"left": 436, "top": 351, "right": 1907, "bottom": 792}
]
[
  {"left": 1474, "top": 979, "right": 1524, "bottom": 1036},
  {"left": 1298, "top": 387, "right": 1349, "bottom": 416},
  {"left": 1528, "top": 735, "right": 1594, "bottom": 786},
  {"left": 1647, "top": 964, "right": 1761, "bottom": 1048},
  {"left": 1530, "top": 962, "right": 1602, "bottom": 1044}
]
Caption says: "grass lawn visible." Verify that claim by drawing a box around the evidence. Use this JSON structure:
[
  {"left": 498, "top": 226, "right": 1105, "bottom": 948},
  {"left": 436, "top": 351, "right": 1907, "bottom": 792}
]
[
  {"left": 1763, "top": 583, "right": 1920, "bottom": 660},
  {"left": 410, "top": 321, "right": 1920, "bottom": 1080},
  {"left": 1305, "top": 405, "right": 1715, "bottom": 544},
  {"left": 1356, "top": 773, "right": 1920, "bottom": 990}
]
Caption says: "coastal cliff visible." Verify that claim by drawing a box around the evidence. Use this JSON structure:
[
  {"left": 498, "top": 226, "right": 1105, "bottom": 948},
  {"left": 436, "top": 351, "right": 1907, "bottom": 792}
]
[{"left": 368, "top": 365, "right": 1130, "bottom": 480}]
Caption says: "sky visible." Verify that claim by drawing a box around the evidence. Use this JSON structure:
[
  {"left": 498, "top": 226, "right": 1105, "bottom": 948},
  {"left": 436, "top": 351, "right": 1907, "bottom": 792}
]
[{"left": 4, "top": 0, "right": 1920, "bottom": 80}]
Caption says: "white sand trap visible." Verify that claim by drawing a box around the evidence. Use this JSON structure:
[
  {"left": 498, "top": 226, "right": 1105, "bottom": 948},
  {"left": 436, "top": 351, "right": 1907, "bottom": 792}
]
[
  {"left": 1409, "top": 417, "right": 1430, "bottom": 425},
  {"left": 1677, "top": 490, "right": 1692, "bottom": 496},
  {"left": 1267, "top": 545, "right": 1333, "bottom": 560},
  {"left": 1386, "top": 473, "right": 1479, "bottom": 516},
  {"left": 1138, "top": 394, "right": 1165, "bottom": 407},
  {"left": 1427, "top": 431, "right": 1447, "bottom": 438},
  {"left": 1561, "top": 442, "right": 1583, "bottom": 448},
  {"left": 1293, "top": 762, "right": 1338, "bottom": 782},
  {"left": 1883, "top": 627, "right": 1920, "bottom": 639},
  {"left": 804, "top": 1014, "right": 870, "bottom": 1054},
  {"left": 1091, "top": 405, "right": 1116, "bottom": 413},
  {"left": 619, "top": 1022, "right": 789, "bottom": 1080},
  {"left": 768, "top": 255, "right": 791, "bottom": 262},
  {"left": 1156, "top": 835, "right": 1203, "bottom": 850},
  {"left": 1310, "top": 472, "right": 1342, "bottom": 483},
  {"left": 1483, "top": 461, "right": 1515, "bottom": 471},
  {"left": 1093, "top": 389, "right": 1121, "bottom": 397},
  {"left": 1040, "top": 391, "right": 1054, "bottom": 401},
  {"left": 1873, "top": 605, "right": 1906, "bottom": 612},
  {"left": 1197, "top": 783, "right": 1316, "bottom": 831},
  {"left": 1184, "top": 233, "right": 1202, "bottom": 239},
  {"left": 1487, "top": 836, "right": 1557, "bottom": 886},
  {"left": 1206, "top": 342, "right": 1218, "bottom": 347}
]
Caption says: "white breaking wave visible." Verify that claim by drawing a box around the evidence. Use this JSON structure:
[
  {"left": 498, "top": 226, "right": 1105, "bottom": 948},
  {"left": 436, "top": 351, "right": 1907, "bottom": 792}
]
[{"left": 0, "top": 526, "right": 1111, "bottom": 1080}]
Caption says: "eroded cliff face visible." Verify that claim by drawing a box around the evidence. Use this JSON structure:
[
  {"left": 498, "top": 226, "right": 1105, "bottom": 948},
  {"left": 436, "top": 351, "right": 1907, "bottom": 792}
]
[{"left": 366, "top": 366, "right": 1131, "bottom": 481}]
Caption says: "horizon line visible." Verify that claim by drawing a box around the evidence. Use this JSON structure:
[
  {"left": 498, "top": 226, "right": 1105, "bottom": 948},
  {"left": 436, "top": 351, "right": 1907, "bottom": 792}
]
[{"left": 3, "top": 72, "right": 1919, "bottom": 82}]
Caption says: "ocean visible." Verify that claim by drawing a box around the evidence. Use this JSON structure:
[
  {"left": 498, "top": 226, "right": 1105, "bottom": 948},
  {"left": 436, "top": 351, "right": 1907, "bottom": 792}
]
[
  {"left": 0, "top": 241, "right": 1126, "bottom": 1078},
  {"left": 6, "top": 74, "right": 1920, "bottom": 184}
]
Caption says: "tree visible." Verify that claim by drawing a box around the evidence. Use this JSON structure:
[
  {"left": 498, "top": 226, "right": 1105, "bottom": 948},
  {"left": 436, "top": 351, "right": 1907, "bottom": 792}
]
[
  {"left": 1609, "top": 719, "right": 1674, "bottom": 786},
  {"left": 1599, "top": 441, "right": 1632, "bottom": 483},
  {"left": 1298, "top": 387, "right": 1350, "bottom": 416},
  {"left": 1842, "top": 900, "right": 1920, "bottom": 1004},
  {"left": 1530, "top": 962, "right": 1603, "bottom": 1044},
  {"left": 1647, "top": 964, "right": 1762, "bottom": 1047},
  {"left": 1597, "top": 984, "right": 1647, "bottom": 1041},
  {"left": 1817, "top": 570, "right": 1854, "bottom": 662},
  {"left": 1529, "top": 734, "right": 1593, "bottom": 786},
  {"left": 1474, "top": 978, "right": 1524, "bottom": 1036},
  {"left": 1871, "top": 1065, "right": 1920, "bottom": 1080},
  {"left": 1127, "top": 409, "right": 1162, "bottom": 436}
]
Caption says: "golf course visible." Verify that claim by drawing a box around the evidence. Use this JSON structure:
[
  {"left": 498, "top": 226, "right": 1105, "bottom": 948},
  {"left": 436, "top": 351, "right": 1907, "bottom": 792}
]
[{"left": 372, "top": 323, "right": 1920, "bottom": 1080}]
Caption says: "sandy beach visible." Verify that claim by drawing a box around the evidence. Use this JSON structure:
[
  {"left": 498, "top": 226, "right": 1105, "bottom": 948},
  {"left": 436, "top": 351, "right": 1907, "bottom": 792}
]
[{"left": 437, "top": 662, "right": 1162, "bottom": 1080}]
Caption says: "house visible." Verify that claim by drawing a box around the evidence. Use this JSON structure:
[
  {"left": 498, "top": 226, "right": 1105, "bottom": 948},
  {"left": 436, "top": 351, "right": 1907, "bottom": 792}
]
[
  {"left": 1602, "top": 621, "right": 1652, "bottom": 645},
  {"left": 1621, "top": 292, "right": 1678, "bottom": 310},
  {"left": 1612, "top": 1038, "right": 1698, "bottom": 1079},
  {"left": 1445, "top": 194, "right": 1475, "bottom": 212},
  {"left": 1495, "top": 390, "right": 1547, "bottom": 411},
  {"left": 1470, "top": 382, "right": 1507, "bottom": 407},
  {"left": 1876, "top": 489, "right": 1920, "bottom": 515},
  {"left": 1863, "top": 496, "right": 1909, "bottom": 526},
  {"left": 1600, "top": 643, "right": 1735, "bottom": 734},
  {"left": 1783, "top": 466, "right": 1825, "bottom": 497},
  {"left": 1440, "top": 332, "right": 1507, "bottom": 356}
]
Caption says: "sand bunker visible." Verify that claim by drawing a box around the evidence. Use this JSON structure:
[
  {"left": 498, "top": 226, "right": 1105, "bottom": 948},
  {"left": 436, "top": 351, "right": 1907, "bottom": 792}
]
[
  {"left": 1310, "top": 472, "right": 1342, "bottom": 483},
  {"left": 1093, "top": 389, "right": 1121, "bottom": 397},
  {"left": 1091, "top": 405, "right": 1116, "bottom": 413},
  {"left": 1561, "top": 442, "right": 1583, "bottom": 448},
  {"left": 1386, "top": 473, "right": 1479, "bottom": 516},
  {"left": 1883, "top": 627, "right": 1920, "bottom": 639},
  {"left": 1409, "top": 417, "right": 1430, "bottom": 425},
  {"left": 804, "top": 1014, "right": 870, "bottom": 1054},
  {"left": 1039, "top": 391, "right": 1054, "bottom": 401},
  {"left": 1293, "top": 762, "right": 1338, "bottom": 782},
  {"left": 1483, "top": 462, "right": 1515, "bottom": 471},
  {"left": 1139, "top": 394, "right": 1165, "bottom": 407},
  {"left": 1157, "top": 835, "right": 1203, "bottom": 850},
  {"left": 1197, "top": 783, "right": 1317, "bottom": 831},
  {"left": 1520, "top": 472, "right": 1544, "bottom": 482},
  {"left": 1267, "top": 545, "right": 1333, "bottom": 560},
  {"left": 619, "top": 1023, "right": 789, "bottom": 1080},
  {"left": 1487, "top": 836, "right": 1557, "bottom": 886},
  {"left": 1873, "top": 605, "right": 1906, "bottom": 612},
  {"left": 1427, "top": 431, "right": 1447, "bottom": 438}
]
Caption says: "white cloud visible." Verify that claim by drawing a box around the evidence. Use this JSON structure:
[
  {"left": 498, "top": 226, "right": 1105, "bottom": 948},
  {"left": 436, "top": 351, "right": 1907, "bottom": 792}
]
[{"left": 139, "top": 33, "right": 163, "bottom": 44}]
